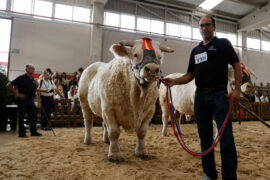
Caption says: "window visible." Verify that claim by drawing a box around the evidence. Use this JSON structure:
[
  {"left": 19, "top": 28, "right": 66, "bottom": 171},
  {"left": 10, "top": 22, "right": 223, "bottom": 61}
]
[
  {"left": 120, "top": 14, "right": 135, "bottom": 31},
  {"left": 247, "top": 38, "right": 260, "bottom": 50},
  {"left": 216, "top": 32, "right": 226, "bottom": 38},
  {"left": 104, "top": 12, "right": 120, "bottom": 27},
  {"left": 137, "top": 17, "right": 150, "bottom": 33},
  {"left": 13, "top": 0, "right": 32, "bottom": 14},
  {"left": 55, "top": 4, "right": 73, "bottom": 21},
  {"left": 166, "top": 23, "right": 179, "bottom": 37},
  {"left": 34, "top": 0, "right": 53, "bottom": 18},
  {"left": 151, "top": 20, "right": 164, "bottom": 34},
  {"left": 262, "top": 41, "right": 270, "bottom": 51},
  {"left": 192, "top": 28, "right": 202, "bottom": 40},
  {"left": 0, "top": 0, "right": 7, "bottom": 10},
  {"left": 0, "top": 18, "right": 12, "bottom": 75},
  {"left": 73, "top": 7, "right": 90, "bottom": 23},
  {"left": 227, "top": 34, "right": 237, "bottom": 46},
  {"left": 180, "top": 25, "right": 191, "bottom": 39}
]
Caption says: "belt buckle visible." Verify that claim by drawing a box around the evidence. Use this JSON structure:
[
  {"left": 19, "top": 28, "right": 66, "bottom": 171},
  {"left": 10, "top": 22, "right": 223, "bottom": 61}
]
[{"left": 204, "top": 88, "right": 212, "bottom": 93}]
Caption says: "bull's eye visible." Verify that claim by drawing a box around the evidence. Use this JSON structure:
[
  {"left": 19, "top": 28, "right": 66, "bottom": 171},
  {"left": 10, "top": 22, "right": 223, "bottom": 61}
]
[
  {"left": 134, "top": 53, "right": 138, "bottom": 58},
  {"left": 145, "top": 67, "right": 150, "bottom": 72},
  {"left": 157, "top": 56, "right": 161, "bottom": 60},
  {"left": 155, "top": 69, "right": 159, "bottom": 74}
]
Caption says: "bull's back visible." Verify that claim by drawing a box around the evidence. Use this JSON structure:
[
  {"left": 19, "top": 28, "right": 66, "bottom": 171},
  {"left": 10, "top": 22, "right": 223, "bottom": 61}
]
[
  {"left": 78, "top": 62, "right": 105, "bottom": 102},
  {"left": 159, "top": 73, "right": 195, "bottom": 115}
]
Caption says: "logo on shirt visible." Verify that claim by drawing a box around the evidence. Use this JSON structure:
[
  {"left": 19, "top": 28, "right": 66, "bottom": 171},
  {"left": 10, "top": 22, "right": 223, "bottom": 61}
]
[
  {"left": 208, "top": 45, "right": 216, "bottom": 51},
  {"left": 195, "top": 52, "right": 207, "bottom": 64}
]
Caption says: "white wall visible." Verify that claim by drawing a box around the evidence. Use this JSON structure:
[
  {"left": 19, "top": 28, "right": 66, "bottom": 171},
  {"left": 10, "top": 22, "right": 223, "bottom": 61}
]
[
  {"left": 9, "top": 17, "right": 91, "bottom": 80},
  {"left": 242, "top": 50, "right": 270, "bottom": 85},
  {"left": 8, "top": 18, "right": 270, "bottom": 84}
]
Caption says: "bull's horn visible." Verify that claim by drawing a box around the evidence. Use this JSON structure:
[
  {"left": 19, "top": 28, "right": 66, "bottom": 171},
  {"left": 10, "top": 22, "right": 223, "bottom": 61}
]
[
  {"left": 159, "top": 45, "right": 174, "bottom": 53},
  {"left": 119, "top": 40, "right": 135, "bottom": 47}
]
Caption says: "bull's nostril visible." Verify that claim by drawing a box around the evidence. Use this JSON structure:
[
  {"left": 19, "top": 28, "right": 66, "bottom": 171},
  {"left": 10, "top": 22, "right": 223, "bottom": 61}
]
[{"left": 155, "top": 69, "right": 159, "bottom": 74}]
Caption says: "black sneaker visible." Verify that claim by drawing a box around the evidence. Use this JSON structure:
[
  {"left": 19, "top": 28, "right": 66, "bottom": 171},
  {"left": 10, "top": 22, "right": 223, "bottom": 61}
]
[
  {"left": 31, "top": 132, "right": 42, "bottom": 136},
  {"left": 18, "top": 134, "right": 27, "bottom": 138}
]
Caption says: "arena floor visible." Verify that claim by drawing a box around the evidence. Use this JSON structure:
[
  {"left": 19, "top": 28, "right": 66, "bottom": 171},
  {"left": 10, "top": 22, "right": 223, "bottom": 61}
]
[{"left": 0, "top": 121, "right": 269, "bottom": 180}]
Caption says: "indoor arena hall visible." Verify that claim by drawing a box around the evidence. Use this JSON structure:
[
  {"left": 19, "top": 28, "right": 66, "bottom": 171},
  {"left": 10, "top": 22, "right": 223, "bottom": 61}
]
[{"left": 0, "top": 0, "right": 270, "bottom": 180}]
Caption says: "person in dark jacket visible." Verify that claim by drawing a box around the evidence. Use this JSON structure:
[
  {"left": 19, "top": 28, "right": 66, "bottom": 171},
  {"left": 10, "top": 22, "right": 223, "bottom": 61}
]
[{"left": 6, "top": 64, "right": 42, "bottom": 137}]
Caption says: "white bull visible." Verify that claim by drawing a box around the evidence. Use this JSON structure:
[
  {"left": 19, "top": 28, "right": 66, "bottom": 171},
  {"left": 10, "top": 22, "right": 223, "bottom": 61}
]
[
  {"left": 78, "top": 38, "right": 173, "bottom": 161},
  {"left": 159, "top": 65, "right": 254, "bottom": 137}
]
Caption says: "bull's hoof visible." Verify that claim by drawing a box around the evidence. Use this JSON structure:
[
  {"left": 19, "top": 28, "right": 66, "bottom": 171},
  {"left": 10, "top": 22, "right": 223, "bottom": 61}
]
[
  {"left": 103, "top": 140, "right": 110, "bottom": 144},
  {"left": 135, "top": 149, "right": 148, "bottom": 159},
  {"left": 162, "top": 131, "right": 169, "bottom": 137},
  {"left": 107, "top": 154, "right": 124, "bottom": 162},
  {"left": 84, "top": 137, "right": 92, "bottom": 145},
  {"left": 140, "top": 154, "right": 149, "bottom": 159}
]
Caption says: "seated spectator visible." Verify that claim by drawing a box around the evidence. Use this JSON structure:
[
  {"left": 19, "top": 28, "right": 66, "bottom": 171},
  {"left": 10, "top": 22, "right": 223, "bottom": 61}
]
[
  {"left": 68, "top": 85, "right": 79, "bottom": 112},
  {"left": 60, "top": 72, "right": 68, "bottom": 98},
  {"left": 253, "top": 91, "right": 260, "bottom": 102},
  {"left": 260, "top": 92, "right": 269, "bottom": 103},
  {"left": 54, "top": 79, "right": 65, "bottom": 100},
  {"left": 52, "top": 71, "right": 61, "bottom": 82},
  {"left": 77, "top": 67, "right": 84, "bottom": 83},
  {"left": 68, "top": 75, "right": 78, "bottom": 90}
]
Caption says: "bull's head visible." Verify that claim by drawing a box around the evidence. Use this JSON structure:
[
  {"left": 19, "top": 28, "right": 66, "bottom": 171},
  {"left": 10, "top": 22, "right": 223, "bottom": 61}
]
[{"left": 111, "top": 37, "right": 174, "bottom": 87}]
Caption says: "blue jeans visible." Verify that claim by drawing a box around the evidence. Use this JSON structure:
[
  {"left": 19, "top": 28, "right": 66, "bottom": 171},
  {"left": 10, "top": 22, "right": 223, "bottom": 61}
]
[
  {"left": 194, "top": 89, "right": 237, "bottom": 180},
  {"left": 17, "top": 97, "right": 38, "bottom": 135}
]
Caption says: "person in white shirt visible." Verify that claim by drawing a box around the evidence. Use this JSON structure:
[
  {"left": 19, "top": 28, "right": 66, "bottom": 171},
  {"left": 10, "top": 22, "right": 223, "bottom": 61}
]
[
  {"left": 260, "top": 92, "right": 269, "bottom": 103},
  {"left": 37, "top": 70, "right": 64, "bottom": 130}
]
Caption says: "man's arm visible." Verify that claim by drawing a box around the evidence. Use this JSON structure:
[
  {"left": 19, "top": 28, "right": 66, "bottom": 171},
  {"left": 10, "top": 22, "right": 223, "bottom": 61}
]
[
  {"left": 6, "top": 82, "right": 25, "bottom": 98},
  {"left": 161, "top": 72, "right": 194, "bottom": 87},
  {"left": 231, "top": 62, "right": 242, "bottom": 103}
]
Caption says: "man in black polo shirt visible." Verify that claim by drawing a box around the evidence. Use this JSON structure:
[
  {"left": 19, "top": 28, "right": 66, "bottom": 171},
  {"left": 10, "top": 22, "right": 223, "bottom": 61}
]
[
  {"left": 162, "top": 15, "right": 241, "bottom": 180},
  {"left": 7, "top": 64, "right": 42, "bottom": 138}
]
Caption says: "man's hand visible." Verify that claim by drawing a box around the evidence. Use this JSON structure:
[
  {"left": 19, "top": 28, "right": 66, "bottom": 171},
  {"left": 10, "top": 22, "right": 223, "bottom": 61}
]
[
  {"left": 161, "top": 77, "right": 177, "bottom": 87},
  {"left": 230, "top": 89, "right": 241, "bottom": 104}
]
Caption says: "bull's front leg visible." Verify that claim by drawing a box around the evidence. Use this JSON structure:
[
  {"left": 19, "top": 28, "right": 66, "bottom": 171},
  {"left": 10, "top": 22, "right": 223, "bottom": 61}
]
[
  {"left": 103, "top": 111, "right": 123, "bottom": 162},
  {"left": 107, "top": 124, "right": 123, "bottom": 162},
  {"left": 135, "top": 111, "right": 153, "bottom": 158}
]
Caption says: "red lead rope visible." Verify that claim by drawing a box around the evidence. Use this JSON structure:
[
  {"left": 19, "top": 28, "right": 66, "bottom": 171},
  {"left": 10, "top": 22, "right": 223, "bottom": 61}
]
[{"left": 165, "top": 86, "right": 237, "bottom": 157}]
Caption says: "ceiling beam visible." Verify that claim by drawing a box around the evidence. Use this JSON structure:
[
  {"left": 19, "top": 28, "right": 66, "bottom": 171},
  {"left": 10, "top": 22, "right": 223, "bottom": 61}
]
[
  {"left": 224, "top": 0, "right": 263, "bottom": 8},
  {"left": 238, "top": 2, "right": 270, "bottom": 32}
]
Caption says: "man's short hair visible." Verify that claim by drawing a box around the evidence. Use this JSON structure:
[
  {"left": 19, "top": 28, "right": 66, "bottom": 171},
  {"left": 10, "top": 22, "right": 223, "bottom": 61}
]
[
  {"left": 200, "top": 15, "right": 216, "bottom": 27},
  {"left": 25, "top": 64, "right": 34, "bottom": 70}
]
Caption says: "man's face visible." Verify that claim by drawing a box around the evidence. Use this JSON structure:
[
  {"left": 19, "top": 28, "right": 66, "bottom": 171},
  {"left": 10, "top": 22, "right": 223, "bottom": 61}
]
[
  {"left": 44, "top": 72, "right": 50, "bottom": 79},
  {"left": 199, "top": 17, "right": 215, "bottom": 40},
  {"left": 26, "top": 65, "right": 35, "bottom": 74}
]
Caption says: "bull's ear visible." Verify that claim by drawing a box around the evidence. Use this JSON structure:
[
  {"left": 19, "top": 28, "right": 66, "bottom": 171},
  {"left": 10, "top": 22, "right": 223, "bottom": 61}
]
[
  {"left": 159, "top": 45, "right": 174, "bottom": 53},
  {"left": 110, "top": 44, "right": 130, "bottom": 57}
]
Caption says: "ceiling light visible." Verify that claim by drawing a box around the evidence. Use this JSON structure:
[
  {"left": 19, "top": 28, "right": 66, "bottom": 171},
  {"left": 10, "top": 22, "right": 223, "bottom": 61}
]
[{"left": 199, "top": 0, "right": 223, "bottom": 10}]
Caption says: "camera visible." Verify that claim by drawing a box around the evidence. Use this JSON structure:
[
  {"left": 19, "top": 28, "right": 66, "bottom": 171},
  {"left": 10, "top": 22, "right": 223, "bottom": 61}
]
[{"left": 49, "top": 89, "right": 54, "bottom": 93}]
